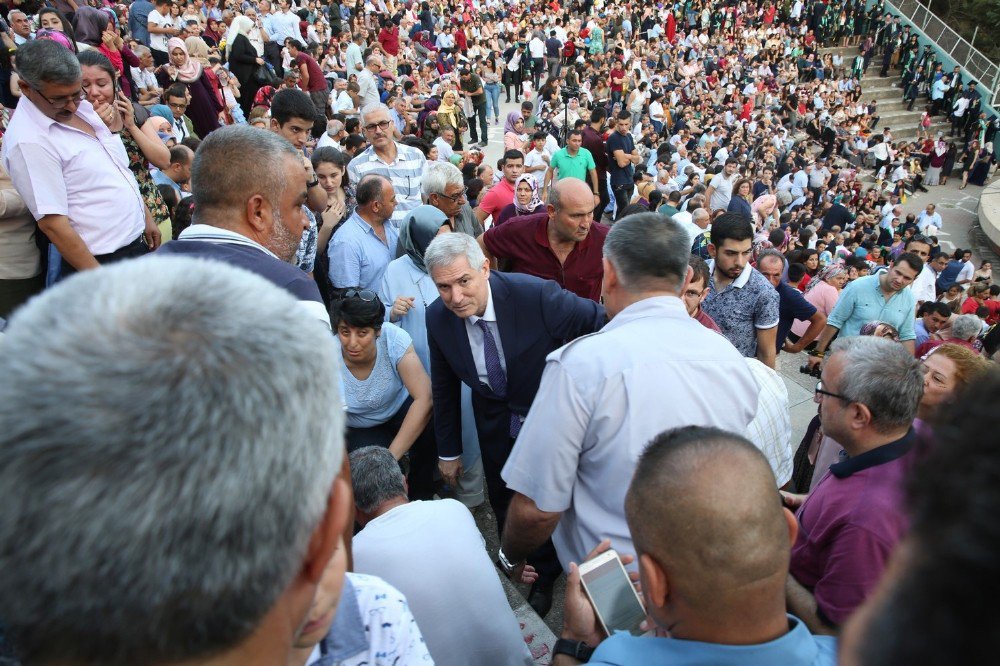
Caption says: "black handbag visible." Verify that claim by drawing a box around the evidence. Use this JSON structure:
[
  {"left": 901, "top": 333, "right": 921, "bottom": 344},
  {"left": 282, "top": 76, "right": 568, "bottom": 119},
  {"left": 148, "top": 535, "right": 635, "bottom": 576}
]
[{"left": 254, "top": 63, "right": 278, "bottom": 86}]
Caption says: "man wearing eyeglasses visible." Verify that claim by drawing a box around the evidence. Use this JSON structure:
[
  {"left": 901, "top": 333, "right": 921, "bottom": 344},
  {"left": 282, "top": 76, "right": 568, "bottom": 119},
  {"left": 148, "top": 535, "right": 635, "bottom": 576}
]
[
  {"left": 347, "top": 102, "right": 426, "bottom": 226},
  {"left": 2, "top": 40, "right": 160, "bottom": 279},
  {"left": 782, "top": 336, "right": 922, "bottom": 636}
]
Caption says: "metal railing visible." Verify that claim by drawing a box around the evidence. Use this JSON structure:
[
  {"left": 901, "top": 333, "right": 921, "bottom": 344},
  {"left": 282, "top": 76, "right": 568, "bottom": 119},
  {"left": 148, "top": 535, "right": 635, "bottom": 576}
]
[{"left": 887, "top": 0, "right": 1000, "bottom": 108}]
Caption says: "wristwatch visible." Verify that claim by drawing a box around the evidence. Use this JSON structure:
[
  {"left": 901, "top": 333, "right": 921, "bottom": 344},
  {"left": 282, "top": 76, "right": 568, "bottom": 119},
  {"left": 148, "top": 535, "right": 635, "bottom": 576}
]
[
  {"left": 307, "top": 177, "right": 320, "bottom": 188},
  {"left": 496, "top": 547, "right": 524, "bottom": 576},
  {"left": 553, "top": 638, "right": 595, "bottom": 663}
]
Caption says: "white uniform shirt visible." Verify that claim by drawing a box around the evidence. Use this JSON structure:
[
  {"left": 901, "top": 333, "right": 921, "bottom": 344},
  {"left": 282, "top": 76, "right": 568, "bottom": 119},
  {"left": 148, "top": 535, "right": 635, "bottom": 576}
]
[{"left": 502, "top": 296, "right": 759, "bottom": 570}]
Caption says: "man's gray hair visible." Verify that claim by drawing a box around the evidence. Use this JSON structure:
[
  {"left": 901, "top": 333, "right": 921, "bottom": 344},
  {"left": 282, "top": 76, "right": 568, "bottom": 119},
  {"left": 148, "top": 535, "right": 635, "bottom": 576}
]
[
  {"left": 604, "top": 212, "right": 690, "bottom": 292},
  {"left": 349, "top": 446, "right": 407, "bottom": 514},
  {"left": 0, "top": 256, "right": 344, "bottom": 664},
  {"left": 14, "top": 38, "right": 82, "bottom": 88},
  {"left": 830, "top": 336, "right": 923, "bottom": 432},
  {"left": 360, "top": 102, "right": 391, "bottom": 125},
  {"left": 950, "top": 314, "right": 982, "bottom": 341},
  {"left": 422, "top": 160, "right": 464, "bottom": 197},
  {"left": 133, "top": 44, "right": 151, "bottom": 58},
  {"left": 366, "top": 54, "right": 383, "bottom": 68},
  {"left": 757, "top": 249, "right": 785, "bottom": 268},
  {"left": 191, "top": 125, "right": 300, "bottom": 223},
  {"left": 425, "top": 231, "right": 487, "bottom": 275}
]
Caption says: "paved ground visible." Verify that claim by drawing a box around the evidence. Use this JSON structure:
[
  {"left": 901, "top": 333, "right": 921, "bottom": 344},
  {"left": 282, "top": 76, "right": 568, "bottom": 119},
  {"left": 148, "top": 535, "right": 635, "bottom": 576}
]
[{"left": 464, "top": 97, "right": 997, "bottom": 658}]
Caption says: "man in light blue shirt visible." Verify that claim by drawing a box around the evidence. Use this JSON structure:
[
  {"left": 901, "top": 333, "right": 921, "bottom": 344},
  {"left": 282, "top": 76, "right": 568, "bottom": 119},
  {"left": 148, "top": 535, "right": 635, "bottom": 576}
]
[
  {"left": 266, "top": 0, "right": 300, "bottom": 47},
  {"left": 806, "top": 253, "right": 923, "bottom": 371},
  {"left": 549, "top": 427, "right": 837, "bottom": 665},
  {"left": 328, "top": 174, "right": 400, "bottom": 290}
]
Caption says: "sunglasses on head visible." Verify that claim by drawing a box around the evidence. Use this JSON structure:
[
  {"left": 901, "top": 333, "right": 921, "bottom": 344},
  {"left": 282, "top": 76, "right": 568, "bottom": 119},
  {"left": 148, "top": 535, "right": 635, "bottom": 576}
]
[{"left": 343, "top": 288, "right": 378, "bottom": 302}]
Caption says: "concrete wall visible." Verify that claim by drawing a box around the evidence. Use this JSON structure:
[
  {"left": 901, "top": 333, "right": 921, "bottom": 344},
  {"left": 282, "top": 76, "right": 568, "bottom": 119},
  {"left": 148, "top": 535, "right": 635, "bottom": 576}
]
[{"left": 978, "top": 179, "right": 1000, "bottom": 252}]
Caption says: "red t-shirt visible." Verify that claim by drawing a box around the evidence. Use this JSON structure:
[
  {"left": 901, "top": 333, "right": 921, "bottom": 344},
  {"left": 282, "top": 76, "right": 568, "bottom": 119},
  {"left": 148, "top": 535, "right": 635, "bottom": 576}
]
[
  {"left": 296, "top": 53, "right": 327, "bottom": 92},
  {"left": 481, "top": 210, "right": 609, "bottom": 302},
  {"left": 961, "top": 297, "right": 1000, "bottom": 324},
  {"left": 378, "top": 26, "right": 400, "bottom": 56},
  {"left": 610, "top": 66, "right": 625, "bottom": 92},
  {"left": 478, "top": 178, "right": 516, "bottom": 221}
]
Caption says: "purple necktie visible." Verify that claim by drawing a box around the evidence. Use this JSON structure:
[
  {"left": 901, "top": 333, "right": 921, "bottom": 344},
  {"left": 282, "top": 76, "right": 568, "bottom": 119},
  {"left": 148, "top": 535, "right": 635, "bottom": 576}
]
[{"left": 475, "top": 319, "right": 521, "bottom": 438}]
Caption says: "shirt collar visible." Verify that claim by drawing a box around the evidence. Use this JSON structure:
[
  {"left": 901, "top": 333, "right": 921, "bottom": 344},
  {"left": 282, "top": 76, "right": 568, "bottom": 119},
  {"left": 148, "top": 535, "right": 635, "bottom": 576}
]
[
  {"left": 830, "top": 429, "right": 915, "bottom": 479},
  {"left": 601, "top": 295, "right": 688, "bottom": 333},
  {"left": 177, "top": 223, "right": 280, "bottom": 259},
  {"left": 708, "top": 259, "right": 754, "bottom": 289},
  {"left": 316, "top": 576, "right": 367, "bottom": 662},
  {"left": 467, "top": 280, "right": 496, "bottom": 325}
]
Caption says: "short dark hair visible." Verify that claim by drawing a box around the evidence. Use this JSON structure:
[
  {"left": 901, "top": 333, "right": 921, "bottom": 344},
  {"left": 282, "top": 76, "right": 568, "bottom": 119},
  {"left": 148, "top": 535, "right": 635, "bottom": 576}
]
[
  {"left": 924, "top": 301, "right": 952, "bottom": 318},
  {"left": 895, "top": 252, "right": 925, "bottom": 274},
  {"left": 355, "top": 174, "right": 388, "bottom": 206},
  {"left": 590, "top": 106, "right": 606, "bottom": 123},
  {"left": 567, "top": 129, "right": 583, "bottom": 140},
  {"left": 502, "top": 149, "right": 524, "bottom": 164},
  {"left": 787, "top": 262, "right": 807, "bottom": 283},
  {"left": 169, "top": 145, "right": 192, "bottom": 165},
  {"left": 166, "top": 83, "right": 188, "bottom": 100},
  {"left": 688, "top": 255, "right": 710, "bottom": 286},
  {"left": 710, "top": 212, "right": 754, "bottom": 247},
  {"left": 330, "top": 292, "right": 385, "bottom": 331},
  {"left": 270, "top": 88, "right": 317, "bottom": 126}
]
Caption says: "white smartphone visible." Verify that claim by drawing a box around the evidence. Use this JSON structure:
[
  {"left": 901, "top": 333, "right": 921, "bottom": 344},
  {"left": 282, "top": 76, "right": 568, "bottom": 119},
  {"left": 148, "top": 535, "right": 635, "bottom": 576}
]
[{"left": 578, "top": 549, "right": 648, "bottom": 637}]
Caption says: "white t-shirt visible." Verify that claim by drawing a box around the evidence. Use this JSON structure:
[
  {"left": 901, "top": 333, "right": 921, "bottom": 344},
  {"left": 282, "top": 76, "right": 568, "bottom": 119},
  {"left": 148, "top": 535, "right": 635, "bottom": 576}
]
[
  {"left": 528, "top": 36, "right": 545, "bottom": 58},
  {"left": 433, "top": 136, "right": 454, "bottom": 162},
  {"left": 148, "top": 9, "right": 172, "bottom": 52},
  {"left": 524, "top": 147, "right": 549, "bottom": 187},
  {"left": 353, "top": 500, "right": 533, "bottom": 666}
]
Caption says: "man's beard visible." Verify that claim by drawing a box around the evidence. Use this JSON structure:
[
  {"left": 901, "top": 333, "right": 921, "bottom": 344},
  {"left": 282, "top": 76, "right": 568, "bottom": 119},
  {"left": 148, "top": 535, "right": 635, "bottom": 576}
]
[{"left": 268, "top": 209, "right": 301, "bottom": 263}]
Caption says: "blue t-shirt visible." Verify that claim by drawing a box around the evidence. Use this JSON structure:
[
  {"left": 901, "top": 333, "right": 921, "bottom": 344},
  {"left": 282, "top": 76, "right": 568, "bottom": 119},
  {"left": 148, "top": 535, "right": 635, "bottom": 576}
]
[
  {"left": 605, "top": 130, "right": 636, "bottom": 187},
  {"left": 590, "top": 615, "right": 837, "bottom": 666},
  {"left": 776, "top": 280, "right": 818, "bottom": 352},
  {"left": 337, "top": 323, "right": 412, "bottom": 428}
]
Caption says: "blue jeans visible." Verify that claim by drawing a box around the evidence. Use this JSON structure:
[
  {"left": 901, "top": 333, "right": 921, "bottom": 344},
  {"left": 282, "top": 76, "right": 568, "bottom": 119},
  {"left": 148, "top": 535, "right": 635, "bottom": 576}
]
[{"left": 484, "top": 82, "right": 501, "bottom": 120}]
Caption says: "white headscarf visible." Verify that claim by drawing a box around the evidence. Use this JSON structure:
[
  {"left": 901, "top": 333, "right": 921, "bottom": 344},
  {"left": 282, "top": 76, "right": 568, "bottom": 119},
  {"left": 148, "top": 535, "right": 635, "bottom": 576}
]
[{"left": 226, "top": 15, "right": 255, "bottom": 58}]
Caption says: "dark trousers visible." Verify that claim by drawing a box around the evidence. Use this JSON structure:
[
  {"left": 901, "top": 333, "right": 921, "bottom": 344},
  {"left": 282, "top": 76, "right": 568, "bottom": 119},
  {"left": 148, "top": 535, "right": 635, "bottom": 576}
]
[
  {"left": 0, "top": 273, "right": 44, "bottom": 319},
  {"left": 481, "top": 433, "right": 563, "bottom": 583},
  {"left": 151, "top": 48, "right": 168, "bottom": 67},
  {"left": 531, "top": 57, "right": 544, "bottom": 88},
  {"left": 504, "top": 69, "right": 522, "bottom": 102},
  {"left": 595, "top": 176, "right": 610, "bottom": 222},
  {"left": 346, "top": 397, "right": 436, "bottom": 501},
  {"left": 612, "top": 183, "right": 634, "bottom": 220},
  {"left": 59, "top": 234, "right": 149, "bottom": 280},
  {"left": 468, "top": 103, "right": 488, "bottom": 145},
  {"left": 309, "top": 88, "right": 329, "bottom": 138},
  {"left": 264, "top": 41, "right": 284, "bottom": 77}
]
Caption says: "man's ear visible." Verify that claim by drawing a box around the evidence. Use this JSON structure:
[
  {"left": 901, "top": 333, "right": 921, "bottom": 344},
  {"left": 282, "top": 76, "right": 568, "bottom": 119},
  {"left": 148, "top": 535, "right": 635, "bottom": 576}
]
[
  {"left": 245, "top": 194, "right": 270, "bottom": 234},
  {"left": 639, "top": 552, "right": 669, "bottom": 608}
]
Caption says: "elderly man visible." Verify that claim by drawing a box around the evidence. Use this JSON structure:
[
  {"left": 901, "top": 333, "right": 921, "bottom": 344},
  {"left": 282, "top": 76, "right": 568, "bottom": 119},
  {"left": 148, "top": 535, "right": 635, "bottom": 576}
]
[
  {"left": 2, "top": 40, "right": 159, "bottom": 278},
  {"left": 478, "top": 178, "right": 609, "bottom": 302},
  {"left": 357, "top": 54, "right": 383, "bottom": 109},
  {"left": 422, "top": 160, "right": 483, "bottom": 238},
  {"left": 551, "top": 427, "right": 836, "bottom": 664},
  {"left": 157, "top": 125, "right": 325, "bottom": 322},
  {"left": 349, "top": 446, "right": 533, "bottom": 666},
  {"left": 347, "top": 103, "right": 426, "bottom": 225},
  {"left": 8, "top": 10, "right": 33, "bottom": 44},
  {"left": 757, "top": 250, "right": 827, "bottom": 354},
  {"left": 500, "top": 213, "right": 759, "bottom": 600},
  {"left": 0, "top": 256, "right": 353, "bottom": 666},
  {"left": 424, "top": 232, "right": 606, "bottom": 616},
  {"left": 785, "top": 336, "right": 923, "bottom": 634},
  {"left": 328, "top": 173, "right": 398, "bottom": 291}
]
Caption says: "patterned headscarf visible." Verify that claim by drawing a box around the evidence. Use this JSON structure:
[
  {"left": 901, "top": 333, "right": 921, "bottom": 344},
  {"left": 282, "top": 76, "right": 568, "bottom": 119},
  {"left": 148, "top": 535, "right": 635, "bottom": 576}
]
[
  {"left": 807, "top": 264, "right": 847, "bottom": 292},
  {"left": 512, "top": 174, "right": 543, "bottom": 215}
]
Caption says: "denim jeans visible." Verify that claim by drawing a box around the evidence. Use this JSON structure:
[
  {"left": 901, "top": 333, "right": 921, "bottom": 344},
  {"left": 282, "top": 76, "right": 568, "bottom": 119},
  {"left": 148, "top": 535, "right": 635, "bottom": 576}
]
[{"left": 484, "top": 82, "right": 501, "bottom": 120}]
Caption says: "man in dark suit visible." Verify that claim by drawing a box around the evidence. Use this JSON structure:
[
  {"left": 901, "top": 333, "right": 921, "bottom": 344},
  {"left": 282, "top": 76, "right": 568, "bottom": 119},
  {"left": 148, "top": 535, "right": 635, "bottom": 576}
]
[{"left": 424, "top": 232, "right": 606, "bottom": 615}]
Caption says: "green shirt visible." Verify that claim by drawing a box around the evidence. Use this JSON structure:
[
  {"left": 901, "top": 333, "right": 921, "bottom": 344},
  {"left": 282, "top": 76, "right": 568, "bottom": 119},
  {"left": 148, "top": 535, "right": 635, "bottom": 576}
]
[
  {"left": 460, "top": 73, "right": 486, "bottom": 107},
  {"left": 550, "top": 146, "right": 596, "bottom": 184}
]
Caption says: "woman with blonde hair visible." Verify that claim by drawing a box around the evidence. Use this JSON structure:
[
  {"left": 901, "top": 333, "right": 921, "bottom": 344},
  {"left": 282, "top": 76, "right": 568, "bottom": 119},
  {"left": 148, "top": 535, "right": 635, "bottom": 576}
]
[
  {"left": 435, "top": 89, "right": 467, "bottom": 149},
  {"left": 915, "top": 343, "right": 992, "bottom": 443}
]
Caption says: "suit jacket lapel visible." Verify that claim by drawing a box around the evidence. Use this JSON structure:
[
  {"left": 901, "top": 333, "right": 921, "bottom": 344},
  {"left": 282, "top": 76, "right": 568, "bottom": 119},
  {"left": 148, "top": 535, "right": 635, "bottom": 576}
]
[{"left": 450, "top": 306, "right": 479, "bottom": 388}]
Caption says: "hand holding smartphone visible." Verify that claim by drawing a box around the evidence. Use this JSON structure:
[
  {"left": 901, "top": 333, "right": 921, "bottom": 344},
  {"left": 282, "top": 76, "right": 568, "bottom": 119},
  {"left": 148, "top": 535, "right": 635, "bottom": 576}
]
[{"left": 578, "top": 548, "right": 648, "bottom": 637}]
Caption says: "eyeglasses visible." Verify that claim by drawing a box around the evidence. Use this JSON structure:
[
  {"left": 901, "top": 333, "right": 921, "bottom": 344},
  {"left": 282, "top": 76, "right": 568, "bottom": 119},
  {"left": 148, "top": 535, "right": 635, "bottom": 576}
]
[
  {"left": 31, "top": 85, "right": 85, "bottom": 110},
  {"left": 363, "top": 120, "right": 392, "bottom": 133},
  {"left": 343, "top": 288, "right": 378, "bottom": 302},
  {"left": 814, "top": 380, "right": 850, "bottom": 403},
  {"left": 167, "top": 101, "right": 189, "bottom": 110},
  {"left": 434, "top": 190, "right": 467, "bottom": 203}
]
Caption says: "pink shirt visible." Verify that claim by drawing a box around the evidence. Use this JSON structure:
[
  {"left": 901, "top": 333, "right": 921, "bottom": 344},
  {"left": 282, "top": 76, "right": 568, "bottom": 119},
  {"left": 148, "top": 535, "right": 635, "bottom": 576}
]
[
  {"left": 791, "top": 279, "right": 840, "bottom": 337},
  {"left": 478, "top": 178, "right": 516, "bottom": 224},
  {"left": 1, "top": 96, "right": 145, "bottom": 255}
]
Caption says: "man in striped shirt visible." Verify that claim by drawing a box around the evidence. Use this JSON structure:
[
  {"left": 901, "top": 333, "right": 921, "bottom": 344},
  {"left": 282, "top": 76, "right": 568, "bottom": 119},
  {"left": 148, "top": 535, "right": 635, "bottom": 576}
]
[{"left": 347, "top": 103, "right": 426, "bottom": 227}]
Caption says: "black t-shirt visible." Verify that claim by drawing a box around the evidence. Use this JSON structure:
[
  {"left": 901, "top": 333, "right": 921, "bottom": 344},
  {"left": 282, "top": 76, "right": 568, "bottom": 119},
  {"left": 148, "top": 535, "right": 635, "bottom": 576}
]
[
  {"left": 822, "top": 203, "right": 855, "bottom": 231},
  {"left": 605, "top": 130, "right": 635, "bottom": 186}
]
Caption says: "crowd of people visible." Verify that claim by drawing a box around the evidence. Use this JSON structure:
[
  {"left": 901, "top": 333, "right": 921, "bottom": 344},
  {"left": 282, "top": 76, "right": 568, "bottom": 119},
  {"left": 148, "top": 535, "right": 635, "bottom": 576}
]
[{"left": 1, "top": 0, "right": 1000, "bottom": 664}]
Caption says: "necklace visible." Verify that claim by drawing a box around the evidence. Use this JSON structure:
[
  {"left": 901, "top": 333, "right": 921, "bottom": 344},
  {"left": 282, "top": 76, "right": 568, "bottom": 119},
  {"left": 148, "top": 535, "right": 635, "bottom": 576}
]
[{"left": 411, "top": 271, "right": 429, "bottom": 308}]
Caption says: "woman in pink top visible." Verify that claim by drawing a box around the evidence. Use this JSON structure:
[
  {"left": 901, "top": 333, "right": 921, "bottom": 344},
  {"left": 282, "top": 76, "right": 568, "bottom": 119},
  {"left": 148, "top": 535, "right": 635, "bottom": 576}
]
[{"left": 790, "top": 265, "right": 847, "bottom": 338}]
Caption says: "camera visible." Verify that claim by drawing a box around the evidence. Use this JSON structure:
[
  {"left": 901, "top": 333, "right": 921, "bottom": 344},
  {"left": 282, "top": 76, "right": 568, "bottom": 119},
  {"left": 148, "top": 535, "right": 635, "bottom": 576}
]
[
  {"left": 561, "top": 85, "right": 580, "bottom": 102},
  {"left": 799, "top": 363, "right": 822, "bottom": 378}
]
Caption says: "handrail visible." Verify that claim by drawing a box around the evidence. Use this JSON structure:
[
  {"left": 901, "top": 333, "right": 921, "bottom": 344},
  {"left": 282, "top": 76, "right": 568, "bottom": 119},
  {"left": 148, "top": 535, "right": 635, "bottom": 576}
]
[{"left": 883, "top": 0, "right": 1000, "bottom": 109}]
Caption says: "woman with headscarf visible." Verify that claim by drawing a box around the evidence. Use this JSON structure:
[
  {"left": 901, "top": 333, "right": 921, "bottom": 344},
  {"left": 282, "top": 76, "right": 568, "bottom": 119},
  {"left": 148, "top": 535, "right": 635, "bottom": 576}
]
[
  {"left": 751, "top": 193, "right": 778, "bottom": 229},
  {"left": 185, "top": 36, "right": 225, "bottom": 110},
  {"left": 503, "top": 111, "right": 527, "bottom": 152},
  {"left": 378, "top": 207, "right": 484, "bottom": 507},
  {"left": 155, "top": 37, "right": 223, "bottom": 138},
  {"left": 493, "top": 174, "right": 543, "bottom": 227},
  {"left": 968, "top": 141, "right": 996, "bottom": 187},
  {"left": 202, "top": 18, "right": 224, "bottom": 48},
  {"left": 226, "top": 15, "right": 265, "bottom": 118},
  {"left": 74, "top": 6, "right": 140, "bottom": 98},
  {"left": 416, "top": 96, "right": 439, "bottom": 139},
  {"left": 435, "top": 89, "right": 466, "bottom": 149},
  {"left": 789, "top": 264, "right": 847, "bottom": 343}
]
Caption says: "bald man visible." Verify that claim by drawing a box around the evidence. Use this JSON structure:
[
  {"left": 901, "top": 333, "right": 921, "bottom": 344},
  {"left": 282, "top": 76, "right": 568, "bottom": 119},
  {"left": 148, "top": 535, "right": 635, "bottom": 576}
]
[
  {"left": 478, "top": 178, "right": 609, "bottom": 302},
  {"left": 552, "top": 426, "right": 838, "bottom": 665}
]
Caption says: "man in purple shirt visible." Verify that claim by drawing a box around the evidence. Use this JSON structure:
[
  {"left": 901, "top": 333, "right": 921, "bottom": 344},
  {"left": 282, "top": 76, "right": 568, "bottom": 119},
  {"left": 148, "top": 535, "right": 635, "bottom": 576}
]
[{"left": 783, "top": 336, "right": 923, "bottom": 634}]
